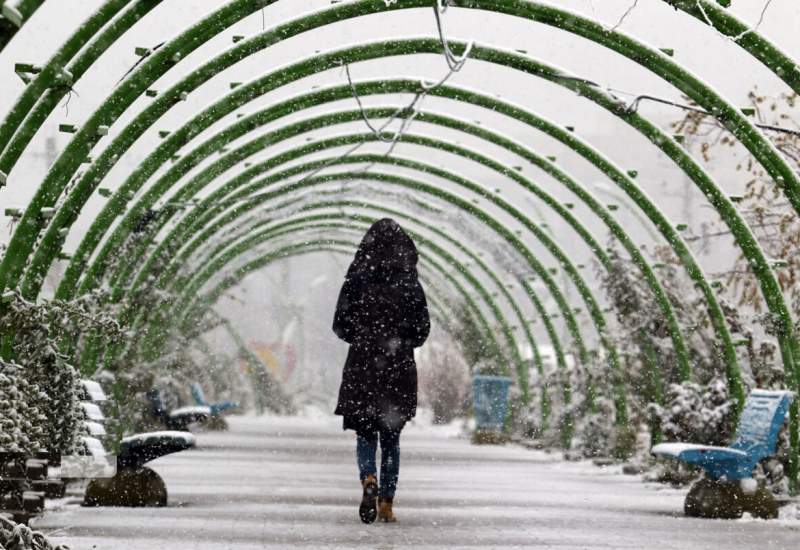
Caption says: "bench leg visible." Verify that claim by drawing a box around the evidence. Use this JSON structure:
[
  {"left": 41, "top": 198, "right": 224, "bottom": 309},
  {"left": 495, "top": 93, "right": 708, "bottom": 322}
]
[
  {"left": 83, "top": 466, "right": 167, "bottom": 507},
  {"left": 684, "top": 479, "right": 744, "bottom": 519},
  {"left": 207, "top": 416, "right": 229, "bottom": 431},
  {"left": 742, "top": 486, "right": 779, "bottom": 519}
]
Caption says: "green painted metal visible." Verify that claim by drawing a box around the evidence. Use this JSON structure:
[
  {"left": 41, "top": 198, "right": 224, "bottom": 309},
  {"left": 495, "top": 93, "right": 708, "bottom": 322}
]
[
  {"left": 180, "top": 240, "right": 454, "bottom": 344},
  {"left": 672, "top": 1, "right": 800, "bottom": 96},
  {"left": 87, "top": 76, "right": 740, "bottom": 408},
  {"left": 0, "top": 0, "right": 153, "bottom": 176},
  {"left": 119, "top": 169, "right": 584, "bottom": 414},
  {"left": 10, "top": 34, "right": 756, "bottom": 418},
  {"left": 115, "top": 144, "right": 593, "bottom": 375},
  {"left": 182, "top": 205, "right": 561, "bottom": 428},
  {"left": 187, "top": 201, "right": 545, "bottom": 374},
  {"left": 105, "top": 104, "right": 692, "bottom": 387},
  {"left": 0, "top": 0, "right": 44, "bottom": 52},
  {"left": 128, "top": 166, "right": 610, "bottom": 416},
  {"left": 9, "top": 2, "right": 796, "bottom": 324},
  {"left": 2, "top": 0, "right": 798, "bottom": 480},
  {"left": 75, "top": 134, "right": 596, "bottom": 394},
  {"left": 162, "top": 204, "right": 548, "bottom": 418},
  {"left": 170, "top": 220, "right": 518, "bottom": 385},
  {"left": 1, "top": 6, "right": 792, "bottom": 404},
  {"left": 165, "top": 229, "right": 509, "bottom": 383},
  {"left": 3, "top": 29, "right": 780, "bottom": 432}
]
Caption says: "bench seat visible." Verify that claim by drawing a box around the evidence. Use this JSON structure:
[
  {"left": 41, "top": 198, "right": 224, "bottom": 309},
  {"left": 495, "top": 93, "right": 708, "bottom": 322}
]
[{"left": 651, "top": 443, "right": 748, "bottom": 479}]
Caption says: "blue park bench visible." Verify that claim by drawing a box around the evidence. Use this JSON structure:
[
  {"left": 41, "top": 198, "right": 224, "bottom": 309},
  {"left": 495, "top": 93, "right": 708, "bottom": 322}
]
[
  {"left": 83, "top": 430, "right": 196, "bottom": 507},
  {"left": 76, "top": 382, "right": 197, "bottom": 507},
  {"left": 190, "top": 382, "right": 239, "bottom": 418},
  {"left": 651, "top": 389, "right": 793, "bottom": 519},
  {"left": 147, "top": 388, "right": 211, "bottom": 431}
]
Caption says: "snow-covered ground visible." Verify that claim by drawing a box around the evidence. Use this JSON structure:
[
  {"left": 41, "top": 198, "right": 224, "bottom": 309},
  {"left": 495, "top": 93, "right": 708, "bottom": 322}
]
[{"left": 35, "top": 413, "right": 800, "bottom": 549}]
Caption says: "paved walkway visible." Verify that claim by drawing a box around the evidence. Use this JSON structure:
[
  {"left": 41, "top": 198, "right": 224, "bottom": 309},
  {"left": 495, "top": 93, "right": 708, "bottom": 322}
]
[{"left": 39, "top": 415, "right": 800, "bottom": 549}]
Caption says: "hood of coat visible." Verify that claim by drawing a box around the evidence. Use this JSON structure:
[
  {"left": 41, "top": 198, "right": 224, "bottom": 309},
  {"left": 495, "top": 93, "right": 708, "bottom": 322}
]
[{"left": 348, "top": 218, "right": 418, "bottom": 277}]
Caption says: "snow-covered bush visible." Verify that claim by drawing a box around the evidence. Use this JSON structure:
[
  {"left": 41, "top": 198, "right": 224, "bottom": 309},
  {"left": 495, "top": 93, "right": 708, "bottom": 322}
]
[
  {"left": 648, "top": 378, "right": 733, "bottom": 447},
  {"left": 451, "top": 301, "right": 509, "bottom": 376},
  {"left": 0, "top": 514, "right": 69, "bottom": 550},
  {"left": 418, "top": 336, "right": 471, "bottom": 424},
  {"left": 0, "top": 290, "right": 122, "bottom": 454},
  {"left": 646, "top": 378, "right": 734, "bottom": 484}
]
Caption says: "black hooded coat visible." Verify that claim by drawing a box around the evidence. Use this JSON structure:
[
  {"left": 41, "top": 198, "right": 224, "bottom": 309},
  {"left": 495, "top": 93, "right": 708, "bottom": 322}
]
[{"left": 333, "top": 219, "right": 431, "bottom": 432}]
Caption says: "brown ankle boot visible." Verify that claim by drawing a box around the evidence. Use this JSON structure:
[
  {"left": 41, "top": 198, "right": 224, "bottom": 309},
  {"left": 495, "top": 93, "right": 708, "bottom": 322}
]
[
  {"left": 378, "top": 498, "right": 396, "bottom": 522},
  {"left": 359, "top": 475, "right": 378, "bottom": 524}
]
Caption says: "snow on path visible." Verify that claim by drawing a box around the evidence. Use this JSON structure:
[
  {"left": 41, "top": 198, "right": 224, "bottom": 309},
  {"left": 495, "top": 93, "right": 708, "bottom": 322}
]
[{"left": 36, "top": 414, "right": 800, "bottom": 549}]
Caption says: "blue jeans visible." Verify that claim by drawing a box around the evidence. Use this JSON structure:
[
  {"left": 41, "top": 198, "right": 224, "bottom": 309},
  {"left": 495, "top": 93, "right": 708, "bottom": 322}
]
[{"left": 356, "top": 428, "right": 402, "bottom": 499}]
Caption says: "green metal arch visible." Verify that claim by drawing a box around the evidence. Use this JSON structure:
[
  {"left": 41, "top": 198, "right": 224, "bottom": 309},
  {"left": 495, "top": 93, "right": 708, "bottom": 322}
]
[
  {"left": 10, "top": 36, "right": 776, "bottom": 410},
  {"left": 79, "top": 134, "right": 600, "bottom": 394},
  {"left": 0, "top": 0, "right": 159, "bottom": 177},
  {"left": 672, "top": 1, "right": 800, "bottom": 96},
  {"left": 170, "top": 217, "right": 521, "bottom": 388},
  {"left": 171, "top": 200, "right": 547, "bottom": 377},
  {"left": 182, "top": 195, "right": 567, "bottom": 418},
  {"left": 137, "top": 191, "right": 570, "bottom": 417},
  {"left": 7, "top": 0, "right": 799, "bottom": 313},
  {"left": 4, "top": 0, "right": 799, "bottom": 191},
  {"left": 126, "top": 165, "right": 622, "bottom": 416},
  {"left": 156, "top": 199, "right": 563, "bottom": 433},
  {"left": 74, "top": 77, "right": 744, "bottom": 404},
  {"left": 169, "top": 223, "right": 542, "bottom": 433},
  {"left": 0, "top": 0, "right": 44, "bottom": 52},
  {"left": 105, "top": 101, "right": 698, "bottom": 387},
  {"left": 115, "top": 143, "right": 597, "bottom": 376},
  {"left": 3, "top": 1, "right": 796, "bottom": 474}
]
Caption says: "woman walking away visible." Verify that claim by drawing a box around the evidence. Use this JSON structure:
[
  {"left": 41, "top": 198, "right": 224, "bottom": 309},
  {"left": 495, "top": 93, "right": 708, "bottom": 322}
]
[{"left": 333, "top": 218, "right": 430, "bottom": 524}]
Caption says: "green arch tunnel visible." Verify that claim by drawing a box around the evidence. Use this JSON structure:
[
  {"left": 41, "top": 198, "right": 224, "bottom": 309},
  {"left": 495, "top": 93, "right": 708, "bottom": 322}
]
[{"left": 1, "top": 0, "right": 799, "bottom": 486}]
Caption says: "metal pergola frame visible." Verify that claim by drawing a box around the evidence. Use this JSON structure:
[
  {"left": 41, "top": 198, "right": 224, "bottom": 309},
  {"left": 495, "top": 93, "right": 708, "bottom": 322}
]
[{"left": 2, "top": 0, "right": 798, "bottom": 487}]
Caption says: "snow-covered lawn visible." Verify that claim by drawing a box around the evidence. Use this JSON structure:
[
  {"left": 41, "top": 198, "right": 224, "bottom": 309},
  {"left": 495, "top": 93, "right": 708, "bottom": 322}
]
[{"left": 35, "top": 413, "right": 800, "bottom": 549}]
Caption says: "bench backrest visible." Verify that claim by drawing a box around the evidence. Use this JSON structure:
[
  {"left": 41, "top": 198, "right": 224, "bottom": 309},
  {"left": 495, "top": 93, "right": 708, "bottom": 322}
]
[
  {"left": 146, "top": 389, "right": 169, "bottom": 421},
  {"left": 190, "top": 383, "right": 208, "bottom": 406},
  {"left": 730, "top": 390, "right": 793, "bottom": 462}
]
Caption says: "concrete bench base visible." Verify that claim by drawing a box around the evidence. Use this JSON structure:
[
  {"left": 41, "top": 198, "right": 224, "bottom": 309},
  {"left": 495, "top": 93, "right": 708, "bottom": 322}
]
[
  {"left": 684, "top": 479, "right": 778, "bottom": 519},
  {"left": 83, "top": 466, "right": 167, "bottom": 507}
]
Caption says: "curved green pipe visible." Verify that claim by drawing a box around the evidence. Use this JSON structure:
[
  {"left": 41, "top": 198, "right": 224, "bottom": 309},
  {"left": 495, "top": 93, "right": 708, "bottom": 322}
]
[
  {"left": 108, "top": 105, "right": 693, "bottom": 384},
  {"left": 84, "top": 133, "right": 594, "bottom": 378},
  {"left": 6, "top": 0, "right": 799, "bottom": 185},
  {"left": 169, "top": 230, "right": 509, "bottom": 384},
  {"left": 3, "top": 0, "right": 792, "bottom": 462},
  {"left": 6, "top": 10, "right": 794, "bottom": 426},
  {"left": 174, "top": 242, "right": 456, "bottom": 407},
  {"left": 88, "top": 77, "right": 742, "bottom": 403},
  {"left": 0, "top": 0, "right": 44, "bottom": 52},
  {"left": 170, "top": 205, "right": 548, "bottom": 407},
  {"left": 7, "top": 2, "right": 792, "bottom": 426},
  {"left": 79, "top": 144, "right": 580, "bottom": 424},
  {"left": 122, "top": 146, "right": 594, "bottom": 372},
  {"left": 198, "top": 201, "right": 545, "bottom": 374},
  {"left": 0, "top": 0, "right": 154, "bottom": 175},
  {"left": 192, "top": 202, "right": 558, "bottom": 434},
  {"left": 673, "top": 1, "right": 800, "bottom": 96},
  {"left": 137, "top": 190, "right": 562, "bottom": 405},
  {"left": 170, "top": 219, "right": 521, "bottom": 389},
  {"left": 21, "top": 32, "right": 764, "bottom": 408},
  {"left": 10, "top": 0, "right": 799, "bottom": 315},
  {"left": 137, "top": 167, "right": 611, "bottom": 416},
  {"left": 12, "top": 32, "right": 764, "bottom": 408}
]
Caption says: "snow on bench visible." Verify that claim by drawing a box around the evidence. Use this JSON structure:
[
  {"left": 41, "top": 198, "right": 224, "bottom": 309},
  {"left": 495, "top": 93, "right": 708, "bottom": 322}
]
[{"left": 168, "top": 406, "right": 211, "bottom": 418}]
